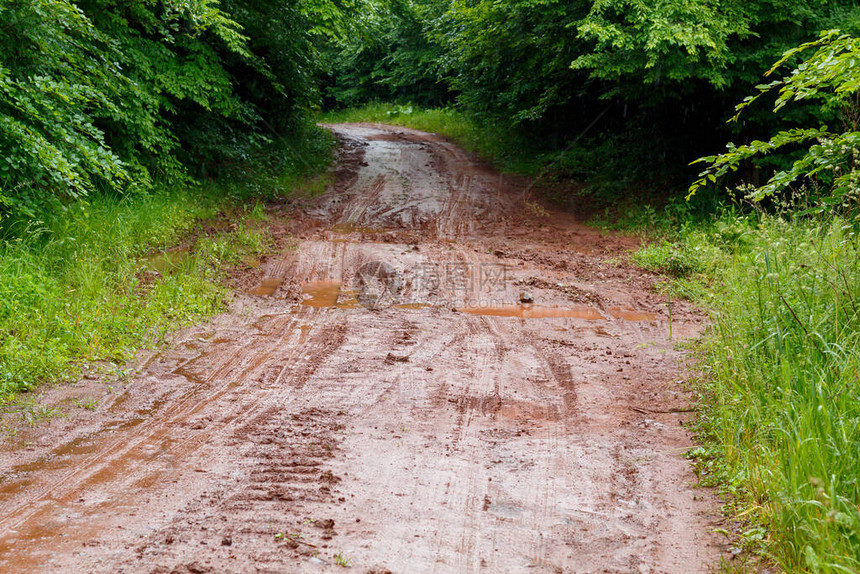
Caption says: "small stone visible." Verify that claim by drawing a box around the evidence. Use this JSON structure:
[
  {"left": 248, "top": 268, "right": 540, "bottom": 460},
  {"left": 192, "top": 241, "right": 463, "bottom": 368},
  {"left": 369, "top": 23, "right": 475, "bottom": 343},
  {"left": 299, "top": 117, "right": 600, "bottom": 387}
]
[
  {"left": 519, "top": 291, "right": 534, "bottom": 304},
  {"left": 221, "top": 536, "right": 232, "bottom": 546}
]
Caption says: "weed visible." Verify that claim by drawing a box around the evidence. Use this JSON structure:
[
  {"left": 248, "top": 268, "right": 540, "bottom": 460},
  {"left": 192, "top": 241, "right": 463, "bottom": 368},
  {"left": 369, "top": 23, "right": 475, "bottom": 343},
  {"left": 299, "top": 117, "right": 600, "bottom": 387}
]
[
  {"left": 333, "top": 552, "right": 351, "bottom": 567},
  {"left": 113, "top": 367, "right": 132, "bottom": 381},
  {"left": 19, "top": 403, "right": 63, "bottom": 426},
  {"left": 246, "top": 202, "right": 268, "bottom": 223},
  {"left": 632, "top": 241, "right": 703, "bottom": 278},
  {"left": 643, "top": 214, "right": 860, "bottom": 572},
  {"left": 73, "top": 396, "right": 99, "bottom": 410},
  {"left": 525, "top": 200, "right": 550, "bottom": 219}
]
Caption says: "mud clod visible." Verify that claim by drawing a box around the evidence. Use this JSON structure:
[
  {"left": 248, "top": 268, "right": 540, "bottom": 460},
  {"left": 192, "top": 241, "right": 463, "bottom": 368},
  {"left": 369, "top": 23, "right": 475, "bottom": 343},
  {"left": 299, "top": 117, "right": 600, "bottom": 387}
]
[
  {"left": 384, "top": 353, "right": 409, "bottom": 364},
  {"left": 320, "top": 470, "right": 341, "bottom": 484}
]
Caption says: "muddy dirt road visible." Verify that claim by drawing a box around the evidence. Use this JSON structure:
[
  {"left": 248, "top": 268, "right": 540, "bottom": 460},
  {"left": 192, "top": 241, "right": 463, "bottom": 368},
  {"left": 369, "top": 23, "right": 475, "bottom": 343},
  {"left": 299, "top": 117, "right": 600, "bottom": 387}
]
[{"left": 0, "top": 124, "right": 722, "bottom": 573}]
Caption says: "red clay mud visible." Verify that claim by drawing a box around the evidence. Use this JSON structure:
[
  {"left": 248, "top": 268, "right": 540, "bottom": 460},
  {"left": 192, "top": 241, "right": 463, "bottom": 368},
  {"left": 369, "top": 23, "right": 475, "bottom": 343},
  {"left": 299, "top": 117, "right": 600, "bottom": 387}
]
[{"left": 0, "top": 123, "right": 723, "bottom": 573}]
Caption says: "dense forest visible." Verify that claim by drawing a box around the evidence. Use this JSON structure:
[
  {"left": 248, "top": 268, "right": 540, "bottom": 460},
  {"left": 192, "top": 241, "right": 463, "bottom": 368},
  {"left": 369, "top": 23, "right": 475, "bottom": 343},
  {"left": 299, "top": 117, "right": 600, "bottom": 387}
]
[
  {"left": 323, "top": 0, "right": 860, "bottom": 209},
  {"left": 2, "top": 1, "right": 860, "bottom": 572},
  {"left": 4, "top": 0, "right": 860, "bottom": 217},
  {"left": 0, "top": 0, "right": 347, "bottom": 219}
]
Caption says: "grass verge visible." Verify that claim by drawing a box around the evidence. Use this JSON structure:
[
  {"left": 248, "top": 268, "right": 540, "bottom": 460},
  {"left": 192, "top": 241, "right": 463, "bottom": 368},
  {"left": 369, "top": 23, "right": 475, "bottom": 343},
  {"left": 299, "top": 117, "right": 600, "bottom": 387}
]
[
  {"left": 0, "top": 127, "right": 335, "bottom": 402},
  {"left": 634, "top": 212, "right": 860, "bottom": 572}
]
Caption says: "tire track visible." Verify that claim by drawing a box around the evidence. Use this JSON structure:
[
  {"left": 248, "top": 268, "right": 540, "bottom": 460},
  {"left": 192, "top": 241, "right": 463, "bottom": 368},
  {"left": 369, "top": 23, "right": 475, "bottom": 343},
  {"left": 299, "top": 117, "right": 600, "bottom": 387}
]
[{"left": 0, "top": 123, "right": 721, "bottom": 574}]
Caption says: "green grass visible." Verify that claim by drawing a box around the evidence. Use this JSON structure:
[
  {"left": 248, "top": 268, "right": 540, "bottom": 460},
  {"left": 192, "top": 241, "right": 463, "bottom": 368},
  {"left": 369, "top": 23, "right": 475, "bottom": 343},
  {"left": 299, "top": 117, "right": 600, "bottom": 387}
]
[
  {"left": 319, "top": 102, "right": 544, "bottom": 175},
  {"left": 0, "top": 127, "right": 335, "bottom": 402},
  {"left": 0, "top": 190, "right": 248, "bottom": 400},
  {"left": 333, "top": 552, "right": 351, "bottom": 567},
  {"left": 636, "top": 213, "right": 860, "bottom": 572}
]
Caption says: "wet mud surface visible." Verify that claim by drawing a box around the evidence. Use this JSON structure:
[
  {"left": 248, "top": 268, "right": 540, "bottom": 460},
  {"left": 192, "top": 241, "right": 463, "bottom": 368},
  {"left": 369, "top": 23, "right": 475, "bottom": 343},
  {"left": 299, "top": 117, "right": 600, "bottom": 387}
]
[{"left": 0, "top": 124, "right": 723, "bottom": 573}]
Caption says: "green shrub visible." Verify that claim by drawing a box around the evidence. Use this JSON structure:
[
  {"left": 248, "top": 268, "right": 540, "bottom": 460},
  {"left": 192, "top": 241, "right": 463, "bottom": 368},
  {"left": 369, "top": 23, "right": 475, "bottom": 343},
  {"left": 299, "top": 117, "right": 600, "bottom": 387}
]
[{"left": 632, "top": 241, "right": 704, "bottom": 277}]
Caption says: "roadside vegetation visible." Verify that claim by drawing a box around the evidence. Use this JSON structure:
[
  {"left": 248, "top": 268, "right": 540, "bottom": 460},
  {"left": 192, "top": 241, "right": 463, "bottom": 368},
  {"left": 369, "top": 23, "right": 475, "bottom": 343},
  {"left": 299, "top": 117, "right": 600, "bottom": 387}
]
[
  {"left": 633, "top": 35, "right": 860, "bottom": 573},
  {"left": 684, "top": 215, "right": 859, "bottom": 573},
  {"left": 0, "top": 131, "right": 333, "bottom": 401},
  {"left": 0, "top": 0, "right": 345, "bottom": 399}
]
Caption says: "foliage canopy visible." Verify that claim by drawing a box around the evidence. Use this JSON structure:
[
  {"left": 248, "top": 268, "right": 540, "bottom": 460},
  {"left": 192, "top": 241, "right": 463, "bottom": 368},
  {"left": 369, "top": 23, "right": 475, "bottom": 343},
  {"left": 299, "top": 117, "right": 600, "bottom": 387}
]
[
  {"left": 0, "top": 0, "right": 352, "bottom": 220},
  {"left": 691, "top": 30, "right": 860, "bottom": 211}
]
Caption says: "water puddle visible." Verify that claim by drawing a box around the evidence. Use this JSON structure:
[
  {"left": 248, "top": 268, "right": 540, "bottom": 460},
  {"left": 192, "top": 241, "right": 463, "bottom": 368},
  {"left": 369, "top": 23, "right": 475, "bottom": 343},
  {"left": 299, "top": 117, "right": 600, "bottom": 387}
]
[
  {"left": 299, "top": 281, "right": 360, "bottom": 309},
  {"left": 461, "top": 304, "right": 604, "bottom": 320},
  {"left": 608, "top": 308, "right": 659, "bottom": 321},
  {"left": 8, "top": 438, "right": 98, "bottom": 475},
  {"left": 250, "top": 277, "right": 283, "bottom": 297},
  {"left": 291, "top": 285, "right": 657, "bottom": 321},
  {"left": 0, "top": 428, "right": 126, "bottom": 498},
  {"left": 301, "top": 281, "right": 341, "bottom": 307}
]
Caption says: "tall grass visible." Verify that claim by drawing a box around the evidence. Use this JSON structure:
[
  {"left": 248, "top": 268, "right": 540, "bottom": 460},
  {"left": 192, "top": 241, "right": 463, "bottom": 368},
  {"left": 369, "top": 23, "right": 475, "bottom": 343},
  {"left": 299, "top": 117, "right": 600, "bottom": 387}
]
[
  {"left": 0, "top": 190, "right": 235, "bottom": 399},
  {"left": 643, "top": 214, "right": 860, "bottom": 572},
  {"left": 0, "top": 127, "right": 335, "bottom": 401}
]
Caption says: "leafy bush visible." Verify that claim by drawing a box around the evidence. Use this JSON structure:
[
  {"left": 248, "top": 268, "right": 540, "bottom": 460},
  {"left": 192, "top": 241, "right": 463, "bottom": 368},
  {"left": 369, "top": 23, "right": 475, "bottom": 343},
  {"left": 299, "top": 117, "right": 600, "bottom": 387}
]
[
  {"left": 0, "top": 0, "right": 350, "bottom": 221},
  {"left": 691, "top": 30, "right": 860, "bottom": 214},
  {"left": 0, "top": 0, "right": 249, "bottom": 216}
]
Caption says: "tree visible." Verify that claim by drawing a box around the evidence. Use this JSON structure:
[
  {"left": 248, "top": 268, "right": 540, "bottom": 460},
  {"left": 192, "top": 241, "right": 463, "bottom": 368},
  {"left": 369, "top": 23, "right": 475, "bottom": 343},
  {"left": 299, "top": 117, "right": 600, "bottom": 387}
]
[
  {"left": 322, "top": 0, "right": 450, "bottom": 108},
  {"left": 0, "top": 0, "right": 355, "bottom": 221},
  {"left": 690, "top": 30, "right": 860, "bottom": 213}
]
